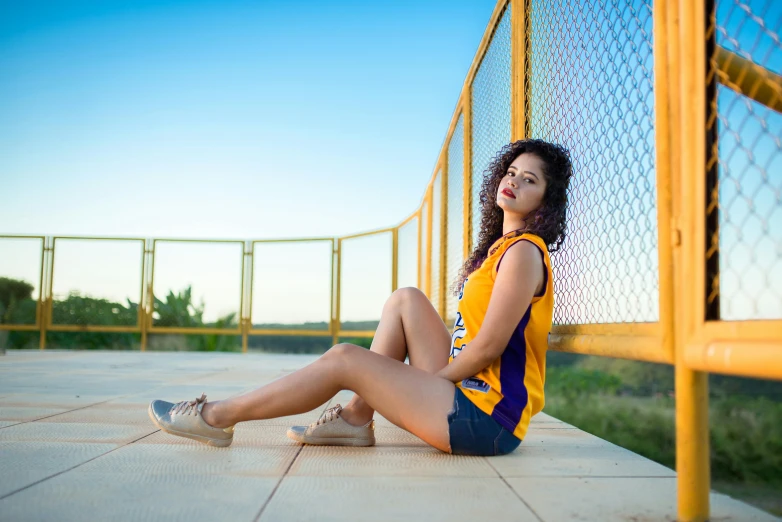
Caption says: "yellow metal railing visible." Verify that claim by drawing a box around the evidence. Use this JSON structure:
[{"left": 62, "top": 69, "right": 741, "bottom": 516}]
[
  {"left": 1, "top": 0, "right": 780, "bottom": 520},
  {"left": 0, "top": 231, "right": 414, "bottom": 350}
]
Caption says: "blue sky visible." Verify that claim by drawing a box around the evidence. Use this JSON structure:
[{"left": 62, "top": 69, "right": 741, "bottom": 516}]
[
  {"left": 1, "top": 0, "right": 778, "bottom": 325},
  {"left": 0, "top": 0, "right": 497, "bottom": 239}
]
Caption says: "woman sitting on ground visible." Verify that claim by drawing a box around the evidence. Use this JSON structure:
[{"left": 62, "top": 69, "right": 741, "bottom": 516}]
[{"left": 149, "top": 139, "right": 573, "bottom": 456}]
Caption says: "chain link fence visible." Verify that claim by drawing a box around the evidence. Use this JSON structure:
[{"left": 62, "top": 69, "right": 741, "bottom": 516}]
[
  {"left": 430, "top": 171, "right": 443, "bottom": 314},
  {"left": 397, "top": 216, "right": 419, "bottom": 290},
  {"left": 420, "top": 199, "right": 430, "bottom": 296},
  {"left": 527, "top": 0, "right": 658, "bottom": 325},
  {"left": 446, "top": 115, "right": 465, "bottom": 325},
  {"left": 471, "top": 6, "right": 512, "bottom": 249},
  {"left": 709, "top": 0, "right": 782, "bottom": 320}
]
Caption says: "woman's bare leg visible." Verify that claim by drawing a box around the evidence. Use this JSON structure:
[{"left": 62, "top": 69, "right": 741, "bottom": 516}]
[
  {"left": 339, "top": 287, "right": 452, "bottom": 426},
  {"left": 201, "top": 343, "right": 456, "bottom": 452}
]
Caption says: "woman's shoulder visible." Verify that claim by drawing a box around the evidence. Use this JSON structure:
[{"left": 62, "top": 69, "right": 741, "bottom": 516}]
[
  {"left": 487, "top": 232, "right": 549, "bottom": 281},
  {"left": 488, "top": 233, "right": 552, "bottom": 298},
  {"left": 489, "top": 231, "right": 549, "bottom": 258},
  {"left": 515, "top": 233, "right": 549, "bottom": 258}
]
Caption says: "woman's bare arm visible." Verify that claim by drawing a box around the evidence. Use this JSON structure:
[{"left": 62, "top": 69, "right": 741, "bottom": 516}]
[{"left": 436, "top": 240, "right": 544, "bottom": 383}]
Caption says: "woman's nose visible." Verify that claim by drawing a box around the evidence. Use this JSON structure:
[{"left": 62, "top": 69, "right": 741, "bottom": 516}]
[{"left": 508, "top": 180, "right": 517, "bottom": 188}]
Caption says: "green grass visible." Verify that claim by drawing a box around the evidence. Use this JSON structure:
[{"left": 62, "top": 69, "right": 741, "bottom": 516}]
[{"left": 712, "top": 481, "right": 782, "bottom": 517}]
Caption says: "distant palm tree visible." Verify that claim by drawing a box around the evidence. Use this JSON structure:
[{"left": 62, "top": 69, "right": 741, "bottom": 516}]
[
  {"left": 153, "top": 285, "right": 204, "bottom": 327},
  {"left": 198, "top": 311, "right": 239, "bottom": 351}
]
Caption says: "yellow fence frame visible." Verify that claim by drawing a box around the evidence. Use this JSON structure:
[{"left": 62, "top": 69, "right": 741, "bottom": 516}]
[
  {"left": 248, "top": 238, "right": 336, "bottom": 350},
  {"left": 42, "top": 237, "right": 146, "bottom": 338},
  {"left": 148, "top": 239, "right": 245, "bottom": 338},
  {"left": 425, "top": 184, "right": 434, "bottom": 299},
  {"left": 335, "top": 227, "right": 395, "bottom": 341},
  {"left": 0, "top": 236, "right": 46, "bottom": 335}
]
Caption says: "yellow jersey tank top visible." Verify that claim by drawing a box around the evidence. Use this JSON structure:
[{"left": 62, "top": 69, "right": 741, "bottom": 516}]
[{"left": 448, "top": 232, "right": 553, "bottom": 440}]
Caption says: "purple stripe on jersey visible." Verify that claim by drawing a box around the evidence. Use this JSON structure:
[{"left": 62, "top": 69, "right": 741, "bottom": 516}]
[
  {"left": 536, "top": 260, "right": 548, "bottom": 297},
  {"left": 491, "top": 305, "right": 532, "bottom": 434}
]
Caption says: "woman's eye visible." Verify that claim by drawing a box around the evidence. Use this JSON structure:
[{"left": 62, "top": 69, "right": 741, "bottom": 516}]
[{"left": 524, "top": 178, "right": 534, "bottom": 184}]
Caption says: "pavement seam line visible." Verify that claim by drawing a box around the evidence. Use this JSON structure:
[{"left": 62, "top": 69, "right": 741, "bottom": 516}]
[
  {"left": 171, "top": 370, "right": 230, "bottom": 385},
  {"left": 486, "top": 458, "right": 545, "bottom": 522},
  {"left": 0, "top": 380, "right": 247, "bottom": 430},
  {"left": 0, "top": 397, "right": 127, "bottom": 429},
  {"left": 253, "top": 445, "right": 304, "bottom": 522},
  {"left": 252, "top": 400, "right": 333, "bottom": 522},
  {"left": 0, "top": 430, "right": 159, "bottom": 501}
]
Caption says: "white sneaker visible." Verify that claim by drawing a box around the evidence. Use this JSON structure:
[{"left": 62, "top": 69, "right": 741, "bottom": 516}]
[
  {"left": 287, "top": 404, "right": 375, "bottom": 446},
  {"left": 148, "top": 393, "right": 235, "bottom": 447}
]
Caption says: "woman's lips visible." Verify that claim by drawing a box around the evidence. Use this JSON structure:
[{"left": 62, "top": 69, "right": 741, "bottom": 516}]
[{"left": 501, "top": 188, "right": 516, "bottom": 199}]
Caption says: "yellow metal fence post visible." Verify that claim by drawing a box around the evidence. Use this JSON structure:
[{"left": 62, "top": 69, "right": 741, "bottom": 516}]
[
  {"left": 329, "top": 238, "right": 335, "bottom": 346},
  {"left": 463, "top": 90, "right": 473, "bottom": 259},
  {"left": 440, "top": 158, "right": 448, "bottom": 320},
  {"left": 510, "top": 0, "right": 529, "bottom": 141},
  {"left": 677, "top": 0, "right": 711, "bottom": 519},
  {"left": 654, "top": 0, "right": 678, "bottom": 367},
  {"left": 392, "top": 228, "right": 399, "bottom": 293},
  {"left": 43, "top": 238, "right": 57, "bottom": 350},
  {"left": 426, "top": 186, "right": 434, "bottom": 299},
  {"left": 148, "top": 240, "right": 157, "bottom": 346},
  {"left": 140, "top": 240, "right": 149, "bottom": 352},
  {"left": 333, "top": 239, "right": 342, "bottom": 346},
  {"left": 417, "top": 207, "right": 423, "bottom": 289},
  {"left": 33, "top": 238, "right": 45, "bottom": 349},
  {"left": 242, "top": 242, "right": 252, "bottom": 353},
  {"left": 40, "top": 238, "right": 53, "bottom": 350}
]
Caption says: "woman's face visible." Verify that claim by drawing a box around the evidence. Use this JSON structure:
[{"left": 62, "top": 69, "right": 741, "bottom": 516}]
[{"left": 496, "top": 153, "right": 548, "bottom": 218}]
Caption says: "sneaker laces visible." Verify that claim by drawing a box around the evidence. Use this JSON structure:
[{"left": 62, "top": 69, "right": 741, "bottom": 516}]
[
  {"left": 170, "top": 393, "right": 207, "bottom": 416},
  {"left": 315, "top": 404, "right": 342, "bottom": 426}
]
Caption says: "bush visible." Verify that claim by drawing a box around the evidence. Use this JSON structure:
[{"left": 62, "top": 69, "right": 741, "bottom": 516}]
[
  {"left": 546, "top": 366, "right": 622, "bottom": 399},
  {"left": 248, "top": 335, "right": 332, "bottom": 354},
  {"left": 575, "top": 356, "right": 674, "bottom": 396},
  {"left": 710, "top": 396, "right": 782, "bottom": 483},
  {"left": 0, "top": 277, "right": 34, "bottom": 308},
  {"left": 52, "top": 294, "right": 138, "bottom": 326},
  {"left": 340, "top": 337, "right": 373, "bottom": 349},
  {"left": 0, "top": 277, "right": 36, "bottom": 325}
]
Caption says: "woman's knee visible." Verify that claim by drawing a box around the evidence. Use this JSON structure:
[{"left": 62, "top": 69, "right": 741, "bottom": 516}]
[
  {"left": 325, "top": 343, "right": 363, "bottom": 360},
  {"left": 390, "top": 287, "right": 427, "bottom": 309},
  {"left": 323, "top": 343, "right": 364, "bottom": 384}
]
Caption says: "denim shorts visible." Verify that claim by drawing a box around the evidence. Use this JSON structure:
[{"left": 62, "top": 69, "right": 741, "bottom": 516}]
[{"left": 447, "top": 387, "right": 522, "bottom": 456}]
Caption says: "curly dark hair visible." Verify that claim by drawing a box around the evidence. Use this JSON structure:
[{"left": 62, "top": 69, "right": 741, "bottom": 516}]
[{"left": 452, "top": 139, "right": 573, "bottom": 295}]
